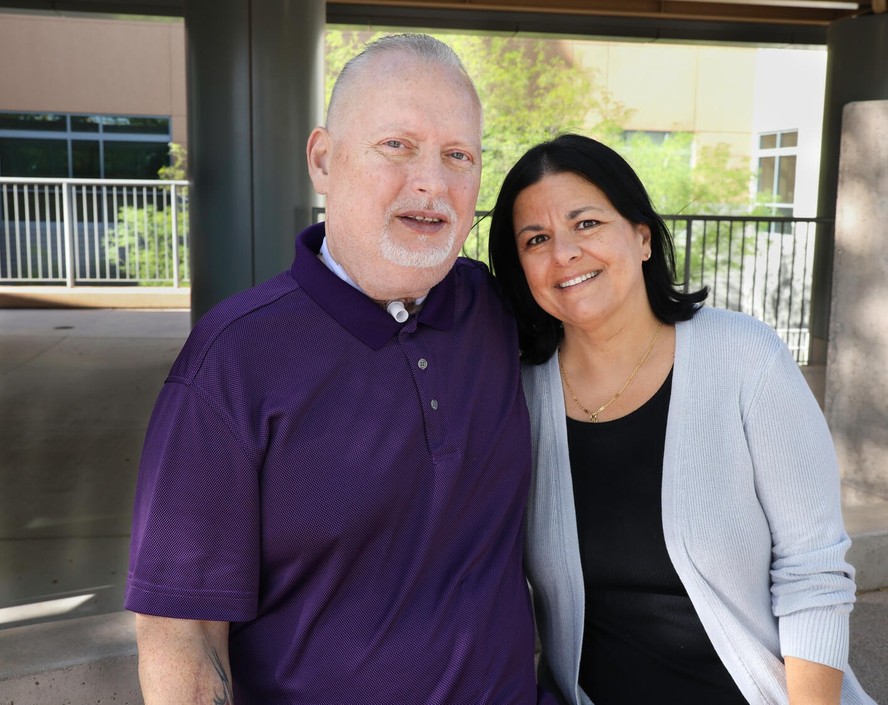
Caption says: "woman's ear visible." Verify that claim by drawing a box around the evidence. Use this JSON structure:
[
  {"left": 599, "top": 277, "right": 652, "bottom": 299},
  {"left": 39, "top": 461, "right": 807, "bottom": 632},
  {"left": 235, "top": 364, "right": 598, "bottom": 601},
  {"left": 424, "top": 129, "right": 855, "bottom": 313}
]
[
  {"left": 639, "top": 223, "right": 653, "bottom": 260},
  {"left": 306, "top": 127, "right": 331, "bottom": 195}
]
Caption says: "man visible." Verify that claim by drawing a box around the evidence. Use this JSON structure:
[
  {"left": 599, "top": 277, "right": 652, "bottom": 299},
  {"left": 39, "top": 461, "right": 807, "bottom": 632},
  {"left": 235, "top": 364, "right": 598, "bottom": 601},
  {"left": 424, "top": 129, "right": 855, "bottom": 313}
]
[{"left": 126, "top": 34, "right": 549, "bottom": 704}]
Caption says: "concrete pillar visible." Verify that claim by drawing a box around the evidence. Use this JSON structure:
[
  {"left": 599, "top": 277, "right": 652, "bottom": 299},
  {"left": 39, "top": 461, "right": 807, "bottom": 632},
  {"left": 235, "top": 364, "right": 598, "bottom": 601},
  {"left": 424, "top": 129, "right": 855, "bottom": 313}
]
[
  {"left": 825, "top": 100, "right": 888, "bottom": 506},
  {"left": 808, "top": 12, "right": 888, "bottom": 365},
  {"left": 184, "top": 0, "right": 325, "bottom": 323}
]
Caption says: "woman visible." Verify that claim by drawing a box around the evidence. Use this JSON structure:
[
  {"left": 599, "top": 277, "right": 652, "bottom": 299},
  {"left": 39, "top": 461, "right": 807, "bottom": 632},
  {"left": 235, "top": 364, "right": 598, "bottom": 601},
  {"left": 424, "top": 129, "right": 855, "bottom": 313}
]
[{"left": 488, "top": 133, "right": 875, "bottom": 705}]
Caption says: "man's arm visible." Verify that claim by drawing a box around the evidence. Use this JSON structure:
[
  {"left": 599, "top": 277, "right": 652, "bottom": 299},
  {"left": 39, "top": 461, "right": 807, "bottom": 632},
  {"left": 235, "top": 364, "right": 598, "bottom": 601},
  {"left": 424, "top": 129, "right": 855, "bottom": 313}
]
[
  {"left": 136, "top": 614, "right": 233, "bottom": 705},
  {"left": 785, "top": 656, "right": 843, "bottom": 705}
]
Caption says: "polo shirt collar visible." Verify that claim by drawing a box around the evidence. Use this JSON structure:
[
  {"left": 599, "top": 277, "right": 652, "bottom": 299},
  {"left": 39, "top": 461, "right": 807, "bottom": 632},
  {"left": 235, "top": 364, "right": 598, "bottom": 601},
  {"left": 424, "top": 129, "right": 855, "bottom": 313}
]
[{"left": 290, "top": 223, "right": 455, "bottom": 350}]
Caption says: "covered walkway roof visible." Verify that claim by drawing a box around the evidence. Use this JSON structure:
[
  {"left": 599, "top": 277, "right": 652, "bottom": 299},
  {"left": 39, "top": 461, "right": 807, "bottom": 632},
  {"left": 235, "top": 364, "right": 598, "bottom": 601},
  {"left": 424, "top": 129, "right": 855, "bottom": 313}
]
[{"left": 0, "top": 0, "right": 878, "bottom": 43}]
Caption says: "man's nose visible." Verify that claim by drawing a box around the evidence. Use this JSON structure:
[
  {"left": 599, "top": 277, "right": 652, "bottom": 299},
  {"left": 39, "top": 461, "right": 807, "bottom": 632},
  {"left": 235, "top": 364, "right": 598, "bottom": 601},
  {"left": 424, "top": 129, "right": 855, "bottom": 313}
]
[{"left": 409, "top": 154, "right": 448, "bottom": 197}]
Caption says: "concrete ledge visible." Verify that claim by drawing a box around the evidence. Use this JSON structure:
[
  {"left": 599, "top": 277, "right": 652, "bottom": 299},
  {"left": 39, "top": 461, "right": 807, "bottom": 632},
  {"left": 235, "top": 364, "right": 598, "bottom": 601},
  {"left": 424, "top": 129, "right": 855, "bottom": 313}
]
[
  {"left": 0, "top": 611, "right": 141, "bottom": 704},
  {"left": 846, "top": 501, "right": 888, "bottom": 592},
  {"left": 0, "top": 286, "right": 190, "bottom": 309}
]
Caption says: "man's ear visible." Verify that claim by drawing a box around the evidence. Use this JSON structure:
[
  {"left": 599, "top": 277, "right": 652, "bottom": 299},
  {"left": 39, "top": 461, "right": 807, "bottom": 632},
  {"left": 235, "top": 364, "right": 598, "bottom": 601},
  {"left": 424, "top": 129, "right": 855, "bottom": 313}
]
[{"left": 306, "top": 126, "right": 331, "bottom": 195}]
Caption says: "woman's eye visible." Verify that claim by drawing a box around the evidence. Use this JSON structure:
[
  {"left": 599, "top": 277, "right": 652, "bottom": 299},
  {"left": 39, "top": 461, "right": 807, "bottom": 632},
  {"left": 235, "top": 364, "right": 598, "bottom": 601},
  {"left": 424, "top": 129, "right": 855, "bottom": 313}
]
[
  {"left": 578, "top": 219, "right": 598, "bottom": 230},
  {"left": 526, "top": 234, "right": 548, "bottom": 247}
]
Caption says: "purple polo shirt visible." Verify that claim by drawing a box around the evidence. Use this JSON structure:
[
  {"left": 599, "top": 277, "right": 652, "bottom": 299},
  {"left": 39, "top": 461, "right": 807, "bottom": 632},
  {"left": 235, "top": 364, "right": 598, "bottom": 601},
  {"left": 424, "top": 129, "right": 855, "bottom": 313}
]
[{"left": 126, "top": 223, "right": 545, "bottom": 704}]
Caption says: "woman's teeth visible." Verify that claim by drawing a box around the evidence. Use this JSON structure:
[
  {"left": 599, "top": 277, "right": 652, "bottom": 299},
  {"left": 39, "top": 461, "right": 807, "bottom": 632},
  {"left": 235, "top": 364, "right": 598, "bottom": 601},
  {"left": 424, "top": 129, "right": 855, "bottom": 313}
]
[{"left": 558, "top": 271, "right": 598, "bottom": 289}]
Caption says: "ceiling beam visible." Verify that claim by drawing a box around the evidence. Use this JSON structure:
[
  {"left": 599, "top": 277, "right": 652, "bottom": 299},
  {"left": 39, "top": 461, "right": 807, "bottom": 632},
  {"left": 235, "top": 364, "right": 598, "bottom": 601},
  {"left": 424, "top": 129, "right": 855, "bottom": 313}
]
[{"left": 0, "top": 0, "right": 869, "bottom": 44}]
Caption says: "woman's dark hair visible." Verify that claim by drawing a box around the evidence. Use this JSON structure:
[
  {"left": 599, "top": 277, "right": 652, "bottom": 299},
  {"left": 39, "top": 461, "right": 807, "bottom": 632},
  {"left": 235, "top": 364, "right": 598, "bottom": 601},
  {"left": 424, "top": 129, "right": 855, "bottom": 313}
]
[{"left": 488, "top": 133, "right": 708, "bottom": 364}]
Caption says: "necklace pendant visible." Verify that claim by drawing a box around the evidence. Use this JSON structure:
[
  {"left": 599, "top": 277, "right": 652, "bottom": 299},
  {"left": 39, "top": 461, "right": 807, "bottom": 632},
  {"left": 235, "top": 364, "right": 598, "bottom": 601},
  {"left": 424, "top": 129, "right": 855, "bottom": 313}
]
[{"left": 589, "top": 412, "right": 599, "bottom": 423}]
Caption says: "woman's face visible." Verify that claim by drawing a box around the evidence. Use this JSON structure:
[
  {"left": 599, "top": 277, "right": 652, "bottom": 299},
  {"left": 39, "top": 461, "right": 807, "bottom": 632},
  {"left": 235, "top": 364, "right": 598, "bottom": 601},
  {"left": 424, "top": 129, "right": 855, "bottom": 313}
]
[{"left": 513, "top": 171, "right": 652, "bottom": 331}]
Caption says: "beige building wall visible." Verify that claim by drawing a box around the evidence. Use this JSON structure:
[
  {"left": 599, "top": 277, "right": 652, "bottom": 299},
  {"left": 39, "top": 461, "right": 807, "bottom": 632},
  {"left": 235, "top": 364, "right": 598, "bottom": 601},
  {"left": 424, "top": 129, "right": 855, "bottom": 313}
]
[
  {"left": 570, "top": 40, "right": 757, "bottom": 167},
  {"left": 0, "top": 13, "right": 187, "bottom": 145}
]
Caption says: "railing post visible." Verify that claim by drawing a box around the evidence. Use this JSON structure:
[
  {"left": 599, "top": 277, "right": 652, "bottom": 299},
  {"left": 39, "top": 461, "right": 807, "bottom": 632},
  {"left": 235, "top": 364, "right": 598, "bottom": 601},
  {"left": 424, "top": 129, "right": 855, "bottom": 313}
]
[
  {"left": 683, "top": 218, "right": 693, "bottom": 293},
  {"left": 171, "top": 183, "right": 181, "bottom": 289},
  {"left": 62, "top": 180, "right": 75, "bottom": 288}
]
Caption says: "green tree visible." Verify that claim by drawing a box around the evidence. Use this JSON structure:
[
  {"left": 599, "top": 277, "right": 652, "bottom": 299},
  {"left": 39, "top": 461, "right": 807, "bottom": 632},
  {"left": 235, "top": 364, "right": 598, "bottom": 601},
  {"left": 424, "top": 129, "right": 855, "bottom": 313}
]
[
  {"left": 157, "top": 141, "right": 187, "bottom": 181},
  {"left": 115, "top": 141, "right": 189, "bottom": 285},
  {"left": 608, "top": 132, "right": 760, "bottom": 289}
]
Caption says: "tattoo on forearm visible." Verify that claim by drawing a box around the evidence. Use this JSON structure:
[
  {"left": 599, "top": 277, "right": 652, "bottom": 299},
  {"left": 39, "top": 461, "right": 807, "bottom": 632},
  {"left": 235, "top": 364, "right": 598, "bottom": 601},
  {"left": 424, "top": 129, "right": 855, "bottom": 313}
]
[{"left": 208, "top": 647, "right": 234, "bottom": 705}]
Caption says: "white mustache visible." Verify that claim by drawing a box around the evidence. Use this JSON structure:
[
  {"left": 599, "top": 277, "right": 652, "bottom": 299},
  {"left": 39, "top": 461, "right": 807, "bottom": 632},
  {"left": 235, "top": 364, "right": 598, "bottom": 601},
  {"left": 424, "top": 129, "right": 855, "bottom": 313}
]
[
  {"left": 380, "top": 198, "right": 462, "bottom": 270},
  {"left": 386, "top": 198, "right": 458, "bottom": 224}
]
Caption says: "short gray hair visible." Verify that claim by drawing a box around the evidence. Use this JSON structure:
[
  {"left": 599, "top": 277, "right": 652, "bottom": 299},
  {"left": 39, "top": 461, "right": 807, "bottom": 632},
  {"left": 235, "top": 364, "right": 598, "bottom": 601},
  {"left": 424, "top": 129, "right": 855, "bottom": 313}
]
[{"left": 326, "top": 33, "right": 480, "bottom": 130}]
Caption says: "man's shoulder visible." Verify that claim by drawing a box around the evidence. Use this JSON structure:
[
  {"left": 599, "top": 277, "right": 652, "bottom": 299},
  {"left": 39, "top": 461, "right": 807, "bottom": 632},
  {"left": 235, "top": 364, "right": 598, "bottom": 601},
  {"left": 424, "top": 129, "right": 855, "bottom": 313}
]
[
  {"left": 451, "top": 255, "right": 492, "bottom": 280},
  {"left": 450, "top": 256, "right": 505, "bottom": 299},
  {"left": 169, "top": 270, "right": 305, "bottom": 382}
]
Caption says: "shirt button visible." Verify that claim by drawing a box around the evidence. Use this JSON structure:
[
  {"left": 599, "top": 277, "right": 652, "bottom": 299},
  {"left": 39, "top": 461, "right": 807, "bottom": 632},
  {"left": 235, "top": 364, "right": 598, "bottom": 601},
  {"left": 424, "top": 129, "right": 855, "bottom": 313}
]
[
  {"left": 430, "top": 399, "right": 439, "bottom": 411},
  {"left": 418, "top": 358, "right": 428, "bottom": 370}
]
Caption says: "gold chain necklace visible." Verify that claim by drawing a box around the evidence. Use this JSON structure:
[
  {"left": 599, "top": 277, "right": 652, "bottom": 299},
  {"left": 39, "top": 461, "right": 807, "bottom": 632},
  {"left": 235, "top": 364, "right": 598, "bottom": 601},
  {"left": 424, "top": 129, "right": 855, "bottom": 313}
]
[{"left": 558, "top": 321, "right": 663, "bottom": 423}]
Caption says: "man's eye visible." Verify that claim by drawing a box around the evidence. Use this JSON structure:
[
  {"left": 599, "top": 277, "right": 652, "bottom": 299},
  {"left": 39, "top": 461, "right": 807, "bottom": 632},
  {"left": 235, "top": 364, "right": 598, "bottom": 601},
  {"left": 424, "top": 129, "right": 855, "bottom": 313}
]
[
  {"left": 450, "top": 151, "right": 470, "bottom": 161},
  {"left": 384, "top": 140, "right": 404, "bottom": 149}
]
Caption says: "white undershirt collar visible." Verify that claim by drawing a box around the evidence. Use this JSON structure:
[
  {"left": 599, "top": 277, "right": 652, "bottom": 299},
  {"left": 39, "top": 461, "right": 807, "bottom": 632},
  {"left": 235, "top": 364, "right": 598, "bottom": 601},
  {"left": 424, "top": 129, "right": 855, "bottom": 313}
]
[{"left": 318, "top": 236, "right": 427, "bottom": 306}]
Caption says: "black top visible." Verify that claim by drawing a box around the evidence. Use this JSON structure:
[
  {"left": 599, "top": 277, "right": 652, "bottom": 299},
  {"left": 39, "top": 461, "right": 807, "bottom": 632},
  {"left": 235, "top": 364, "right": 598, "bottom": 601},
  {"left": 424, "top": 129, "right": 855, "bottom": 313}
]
[{"left": 566, "top": 370, "right": 748, "bottom": 705}]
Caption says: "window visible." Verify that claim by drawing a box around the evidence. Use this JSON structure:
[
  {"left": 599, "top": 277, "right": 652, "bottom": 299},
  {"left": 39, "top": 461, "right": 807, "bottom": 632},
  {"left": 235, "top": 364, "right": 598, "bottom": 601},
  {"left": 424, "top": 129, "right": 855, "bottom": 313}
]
[
  {"left": 0, "top": 112, "right": 171, "bottom": 179},
  {"left": 756, "top": 130, "right": 798, "bottom": 217}
]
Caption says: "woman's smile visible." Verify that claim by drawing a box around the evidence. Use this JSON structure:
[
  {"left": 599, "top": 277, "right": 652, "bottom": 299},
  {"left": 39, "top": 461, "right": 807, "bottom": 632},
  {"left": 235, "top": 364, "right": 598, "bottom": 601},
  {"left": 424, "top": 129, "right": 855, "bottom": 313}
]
[{"left": 557, "top": 271, "right": 600, "bottom": 289}]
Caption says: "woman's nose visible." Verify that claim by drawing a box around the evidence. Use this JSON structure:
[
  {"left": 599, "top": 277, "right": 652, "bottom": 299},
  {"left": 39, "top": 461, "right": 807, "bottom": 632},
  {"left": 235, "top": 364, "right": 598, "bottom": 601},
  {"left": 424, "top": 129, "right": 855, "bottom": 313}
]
[{"left": 553, "top": 233, "right": 581, "bottom": 265}]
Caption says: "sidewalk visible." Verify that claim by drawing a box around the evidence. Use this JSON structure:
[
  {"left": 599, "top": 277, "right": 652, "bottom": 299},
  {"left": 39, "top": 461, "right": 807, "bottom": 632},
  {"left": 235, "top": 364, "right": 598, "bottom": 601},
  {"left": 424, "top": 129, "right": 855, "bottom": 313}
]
[{"left": 0, "top": 308, "right": 885, "bottom": 703}]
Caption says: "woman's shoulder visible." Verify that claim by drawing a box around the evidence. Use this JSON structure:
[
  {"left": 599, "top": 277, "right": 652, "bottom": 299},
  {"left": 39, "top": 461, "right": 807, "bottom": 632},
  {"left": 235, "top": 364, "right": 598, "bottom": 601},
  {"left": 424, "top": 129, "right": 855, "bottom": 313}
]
[{"left": 682, "top": 306, "right": 787, "bottom": 359}]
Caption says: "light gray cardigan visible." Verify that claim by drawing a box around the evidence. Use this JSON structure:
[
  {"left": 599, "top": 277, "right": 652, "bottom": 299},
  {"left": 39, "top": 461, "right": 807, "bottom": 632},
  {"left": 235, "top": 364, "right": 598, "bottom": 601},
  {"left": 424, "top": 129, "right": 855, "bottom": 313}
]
[{"left": 522, "top": 307, "right": 875, "bottom": 705}]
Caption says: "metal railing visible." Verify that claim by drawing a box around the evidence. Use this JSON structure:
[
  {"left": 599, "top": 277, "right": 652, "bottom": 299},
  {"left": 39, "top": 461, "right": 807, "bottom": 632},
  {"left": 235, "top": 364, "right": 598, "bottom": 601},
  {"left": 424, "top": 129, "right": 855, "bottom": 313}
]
[
  {"left": 3, "top": 178, "right": 825, "bottom": 364},
  {"left": 668, "top": 215, "right": 823, "bottom": 365},
  {"left": 0, "top": 177, "right": 190, "bottom": 288}
]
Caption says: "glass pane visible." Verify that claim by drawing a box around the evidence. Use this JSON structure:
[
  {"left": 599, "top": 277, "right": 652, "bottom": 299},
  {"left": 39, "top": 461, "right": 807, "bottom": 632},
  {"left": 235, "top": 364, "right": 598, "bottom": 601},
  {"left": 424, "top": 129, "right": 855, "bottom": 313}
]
[
  {"left": 759, "top": 133, "right": 777, "bottom": 149},
  {"left": 0, "top": 112, "right": 67, "bottom": 132},
  {"left": 72, "top": 140, "right": 101, "bottom": 178},
  {"left": 779, "top": 131, "right": 799, "bottom": 148},
  {"left": 100, "top": 116, "right": 170, "bottom": 135},
  {"left": 776, "top": 155, "right": 797, "bottom": 203},
  {"left": 757, "top": 156, "right": 776, "bottom": 197},
  {"left": 103, "top": 141, "right": 169, "bottom": 178},
  {"left": 71, "top": 115, "right": 101, "bottom": 133},
  {"left": 0, "top": 137, "right": 69, "bottom": 176}
]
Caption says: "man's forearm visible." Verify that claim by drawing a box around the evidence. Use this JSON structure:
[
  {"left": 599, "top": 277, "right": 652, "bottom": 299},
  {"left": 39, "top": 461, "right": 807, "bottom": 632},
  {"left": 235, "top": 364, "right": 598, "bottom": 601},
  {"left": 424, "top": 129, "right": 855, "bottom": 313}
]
[{"left": 136, "top": 614, "right": 232, "bottom": 704}]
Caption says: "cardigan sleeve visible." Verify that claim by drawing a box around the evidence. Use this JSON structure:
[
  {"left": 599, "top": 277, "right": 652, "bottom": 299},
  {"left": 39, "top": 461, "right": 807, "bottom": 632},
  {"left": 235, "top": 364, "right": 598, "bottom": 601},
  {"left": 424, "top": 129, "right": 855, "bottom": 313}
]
[{"left": 742, "top": 337, "right": 856, "bottom": 671}]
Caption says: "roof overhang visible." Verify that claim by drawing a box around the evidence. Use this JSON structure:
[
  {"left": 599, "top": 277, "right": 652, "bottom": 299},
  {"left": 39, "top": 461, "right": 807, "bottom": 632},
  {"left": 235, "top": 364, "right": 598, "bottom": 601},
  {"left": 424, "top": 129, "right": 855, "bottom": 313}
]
[{"left": 0, "top": 0, "right": 878, "bottom": 44}]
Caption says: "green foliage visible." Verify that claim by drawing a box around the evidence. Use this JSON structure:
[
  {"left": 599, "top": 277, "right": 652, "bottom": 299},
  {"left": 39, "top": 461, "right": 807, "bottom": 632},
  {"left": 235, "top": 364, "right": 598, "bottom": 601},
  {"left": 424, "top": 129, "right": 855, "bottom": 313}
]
[
  {"left": 115, "top": 142, "right": 189, "bottom": 285},
  {"left": 612, "top": 133, "right": 760, "bottom": 284},
  {"left": 157, "top": 141, "right": 187, "bottom": 181},
  {"left": 115, "top": 200, "right": 188, "bottom": 285}
]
